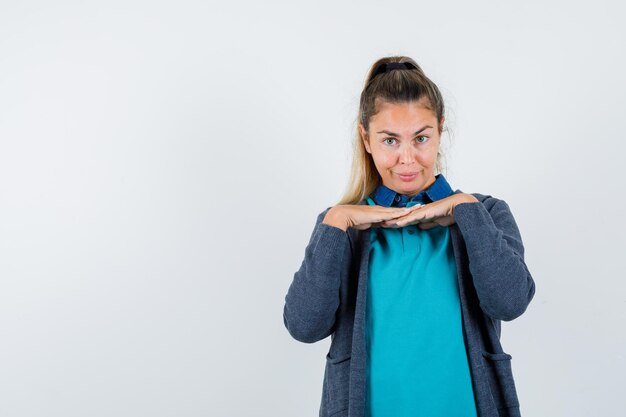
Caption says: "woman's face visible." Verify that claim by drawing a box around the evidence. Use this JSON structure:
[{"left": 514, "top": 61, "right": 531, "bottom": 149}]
[{"left": 359, "top": 99, "right": 442, "bottom": 198}]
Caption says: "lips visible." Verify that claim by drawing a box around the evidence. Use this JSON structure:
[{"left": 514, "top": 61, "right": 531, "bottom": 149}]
[{"left": 396, "top": 171, "right": 418, "bottom": 181}]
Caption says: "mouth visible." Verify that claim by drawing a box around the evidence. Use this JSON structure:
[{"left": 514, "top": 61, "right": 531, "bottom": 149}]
[{"left": 395, "top": 171, "right": 419, "bottom": 181}]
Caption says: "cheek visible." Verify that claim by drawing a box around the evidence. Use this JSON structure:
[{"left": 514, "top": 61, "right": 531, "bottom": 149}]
[
  {"left": 424, "top": 152, "right": 438, "bottom": 163},
  {"left": 378, "top": 154, "right": 396, "bottom": 169},
  {"left": 421, "top": 146, "right": 439, "bottom": 163},
  {"left": 371, "top": 149, "right": 392, "bottom": 166}
]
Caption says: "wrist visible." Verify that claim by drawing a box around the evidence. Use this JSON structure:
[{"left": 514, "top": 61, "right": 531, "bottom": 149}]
[
  {"left": 456, "top": 194, "right": 479, "bottom": 204},
  {"left": 323, "top": 207, "right": 349, "bottom": 232},
  {"left": 452, "top": 194, "right": 479, "bottom": 218}
]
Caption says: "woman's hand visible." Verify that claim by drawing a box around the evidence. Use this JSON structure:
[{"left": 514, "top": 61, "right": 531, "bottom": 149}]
[
  {"left": 323, "top": 204, "right": 415, "bottom": 231},
  {"left": 381, "top": 193, "right": 480, "bottom": 230}
]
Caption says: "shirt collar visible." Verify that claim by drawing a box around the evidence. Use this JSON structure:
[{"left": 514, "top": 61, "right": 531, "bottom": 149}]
[{"left": 370, "top": 173, "right": 454, "bottom": 207}]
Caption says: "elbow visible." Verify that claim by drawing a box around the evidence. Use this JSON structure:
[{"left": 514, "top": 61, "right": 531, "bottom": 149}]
[
  {"left": 481, "top": 301, "right": 527, "bottom": 322},
  {"left": 481, "top": 275, "right": 536, "bottom": 322},
  {"left": 283, "top": 305, "right": 334, "bottom": 344},
  {"left": 487, "top": 303, "right": 528, "bottom": 322}
]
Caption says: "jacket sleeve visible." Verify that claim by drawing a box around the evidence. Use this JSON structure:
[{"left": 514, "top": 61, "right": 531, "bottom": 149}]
[
  {"left": 453, "top": 198, "right": 536, "bottom": 321},
  {"left": 283, "top": 207, "right": 352, "bottom": 343}
]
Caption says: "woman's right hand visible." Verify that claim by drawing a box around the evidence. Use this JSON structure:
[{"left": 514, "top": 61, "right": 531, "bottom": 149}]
[{"left": 323, "top": 204, "right": 419, "bottom": 231}]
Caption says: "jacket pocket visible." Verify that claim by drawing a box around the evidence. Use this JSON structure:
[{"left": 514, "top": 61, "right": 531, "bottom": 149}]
[
  {"left": 480, "top": 351, "right": 520, "bottom": 410},
  {"left": 324, "top": 352, "right": 351, "bottom": 416}
]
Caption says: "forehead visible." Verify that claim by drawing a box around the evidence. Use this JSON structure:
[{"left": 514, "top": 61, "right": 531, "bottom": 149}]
[{"left": 370, "top": 99, "right": 437, "bottom": 126}]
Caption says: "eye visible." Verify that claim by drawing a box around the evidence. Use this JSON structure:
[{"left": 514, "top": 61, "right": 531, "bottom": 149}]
[
  {"left": 383, "top": 138, "right": 397, "bottom": 145},
  {"left": 416, "top": 135, "right": 429, "bottom": 143}
]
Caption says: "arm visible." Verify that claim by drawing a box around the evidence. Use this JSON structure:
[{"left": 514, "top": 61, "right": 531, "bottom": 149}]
[
  {"left": 453, "top": 198, "right": 536, "bottom": 321},
  {"left": 283, "top": 207, "right": 352, "bottom": 343}
]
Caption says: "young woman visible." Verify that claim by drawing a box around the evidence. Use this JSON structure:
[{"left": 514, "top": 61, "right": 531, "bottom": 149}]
[{"left": 283, "top": 56, "right": 536, "bottom": 417}]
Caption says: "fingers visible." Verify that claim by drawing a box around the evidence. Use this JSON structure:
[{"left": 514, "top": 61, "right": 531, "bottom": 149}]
[
  {"left": 417, "top": 221, "right": 439, "bottom": 230},
  {"left": 382, "top": 206, "right": 416, "bottom": 220},
  {"left": 396, "top": 211, "right": 432, "bottom": 227},
  {"left": 378, "top": 206, "right": 419, "bottom": 227},
  {"left": 379, "top": 222, "right": 400, "bottom": 229},
  {"left": 407, "top": 204, "right": 426, "bottom": 210},
  {"left": 376, "top": 207, "right": 412, "bottom": 221},
  {"left": 367, "top": 205, "right": 425, "bottom": 228}
]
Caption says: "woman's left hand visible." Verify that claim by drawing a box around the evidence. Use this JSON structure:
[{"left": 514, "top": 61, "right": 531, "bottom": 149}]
[{"left": 381, "top": 193, "right": 479, "bottom": 230}]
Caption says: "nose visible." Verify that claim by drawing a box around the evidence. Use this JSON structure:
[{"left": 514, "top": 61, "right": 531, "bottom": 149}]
[{"left": 399, "top": 144, "right": 415, "bottom": 165}]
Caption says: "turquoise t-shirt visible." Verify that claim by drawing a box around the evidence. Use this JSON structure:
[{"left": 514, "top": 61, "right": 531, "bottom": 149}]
[{"left": 364, "top": 189, "right": 477, "bottom": 416}]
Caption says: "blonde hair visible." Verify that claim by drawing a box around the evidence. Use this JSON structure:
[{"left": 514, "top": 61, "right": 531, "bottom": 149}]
[{"left": 336, "top": 56, "right": 448, "bottom": 206}]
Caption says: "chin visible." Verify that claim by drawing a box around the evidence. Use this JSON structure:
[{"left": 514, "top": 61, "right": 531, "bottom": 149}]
[{"left": 398, "top": 180, "right": 424, "bottom": 192}]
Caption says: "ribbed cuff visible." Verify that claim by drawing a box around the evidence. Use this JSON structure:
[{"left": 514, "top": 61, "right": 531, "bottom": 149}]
[
  {"left": 312, "top": 223, "right": 350, "bottom": 261},
  {"left": 453, "top": 201, "right": 497, "bottom": 234}
]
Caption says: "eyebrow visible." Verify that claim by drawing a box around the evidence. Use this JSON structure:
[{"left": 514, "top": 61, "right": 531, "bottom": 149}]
[{"left": 376, "top": 126, "right": 433, "bottom": 136}]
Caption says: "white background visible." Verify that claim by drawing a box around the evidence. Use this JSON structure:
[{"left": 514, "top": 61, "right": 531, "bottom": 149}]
[{"left": 1, "top": 1, "right": 624, "bottom": 416}]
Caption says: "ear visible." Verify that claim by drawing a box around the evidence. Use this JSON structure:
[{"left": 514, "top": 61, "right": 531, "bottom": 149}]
[
  {"left": 439, "top": 116, "right": 445, "bottom": 133},
  {"left": 359, "top": 123, "right": 371, "bottom": 154}
]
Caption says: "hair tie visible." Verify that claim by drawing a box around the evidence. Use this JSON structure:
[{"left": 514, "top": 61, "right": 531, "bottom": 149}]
[{"left": 371, "top": 62, "right": 417, "bottom": 79}]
